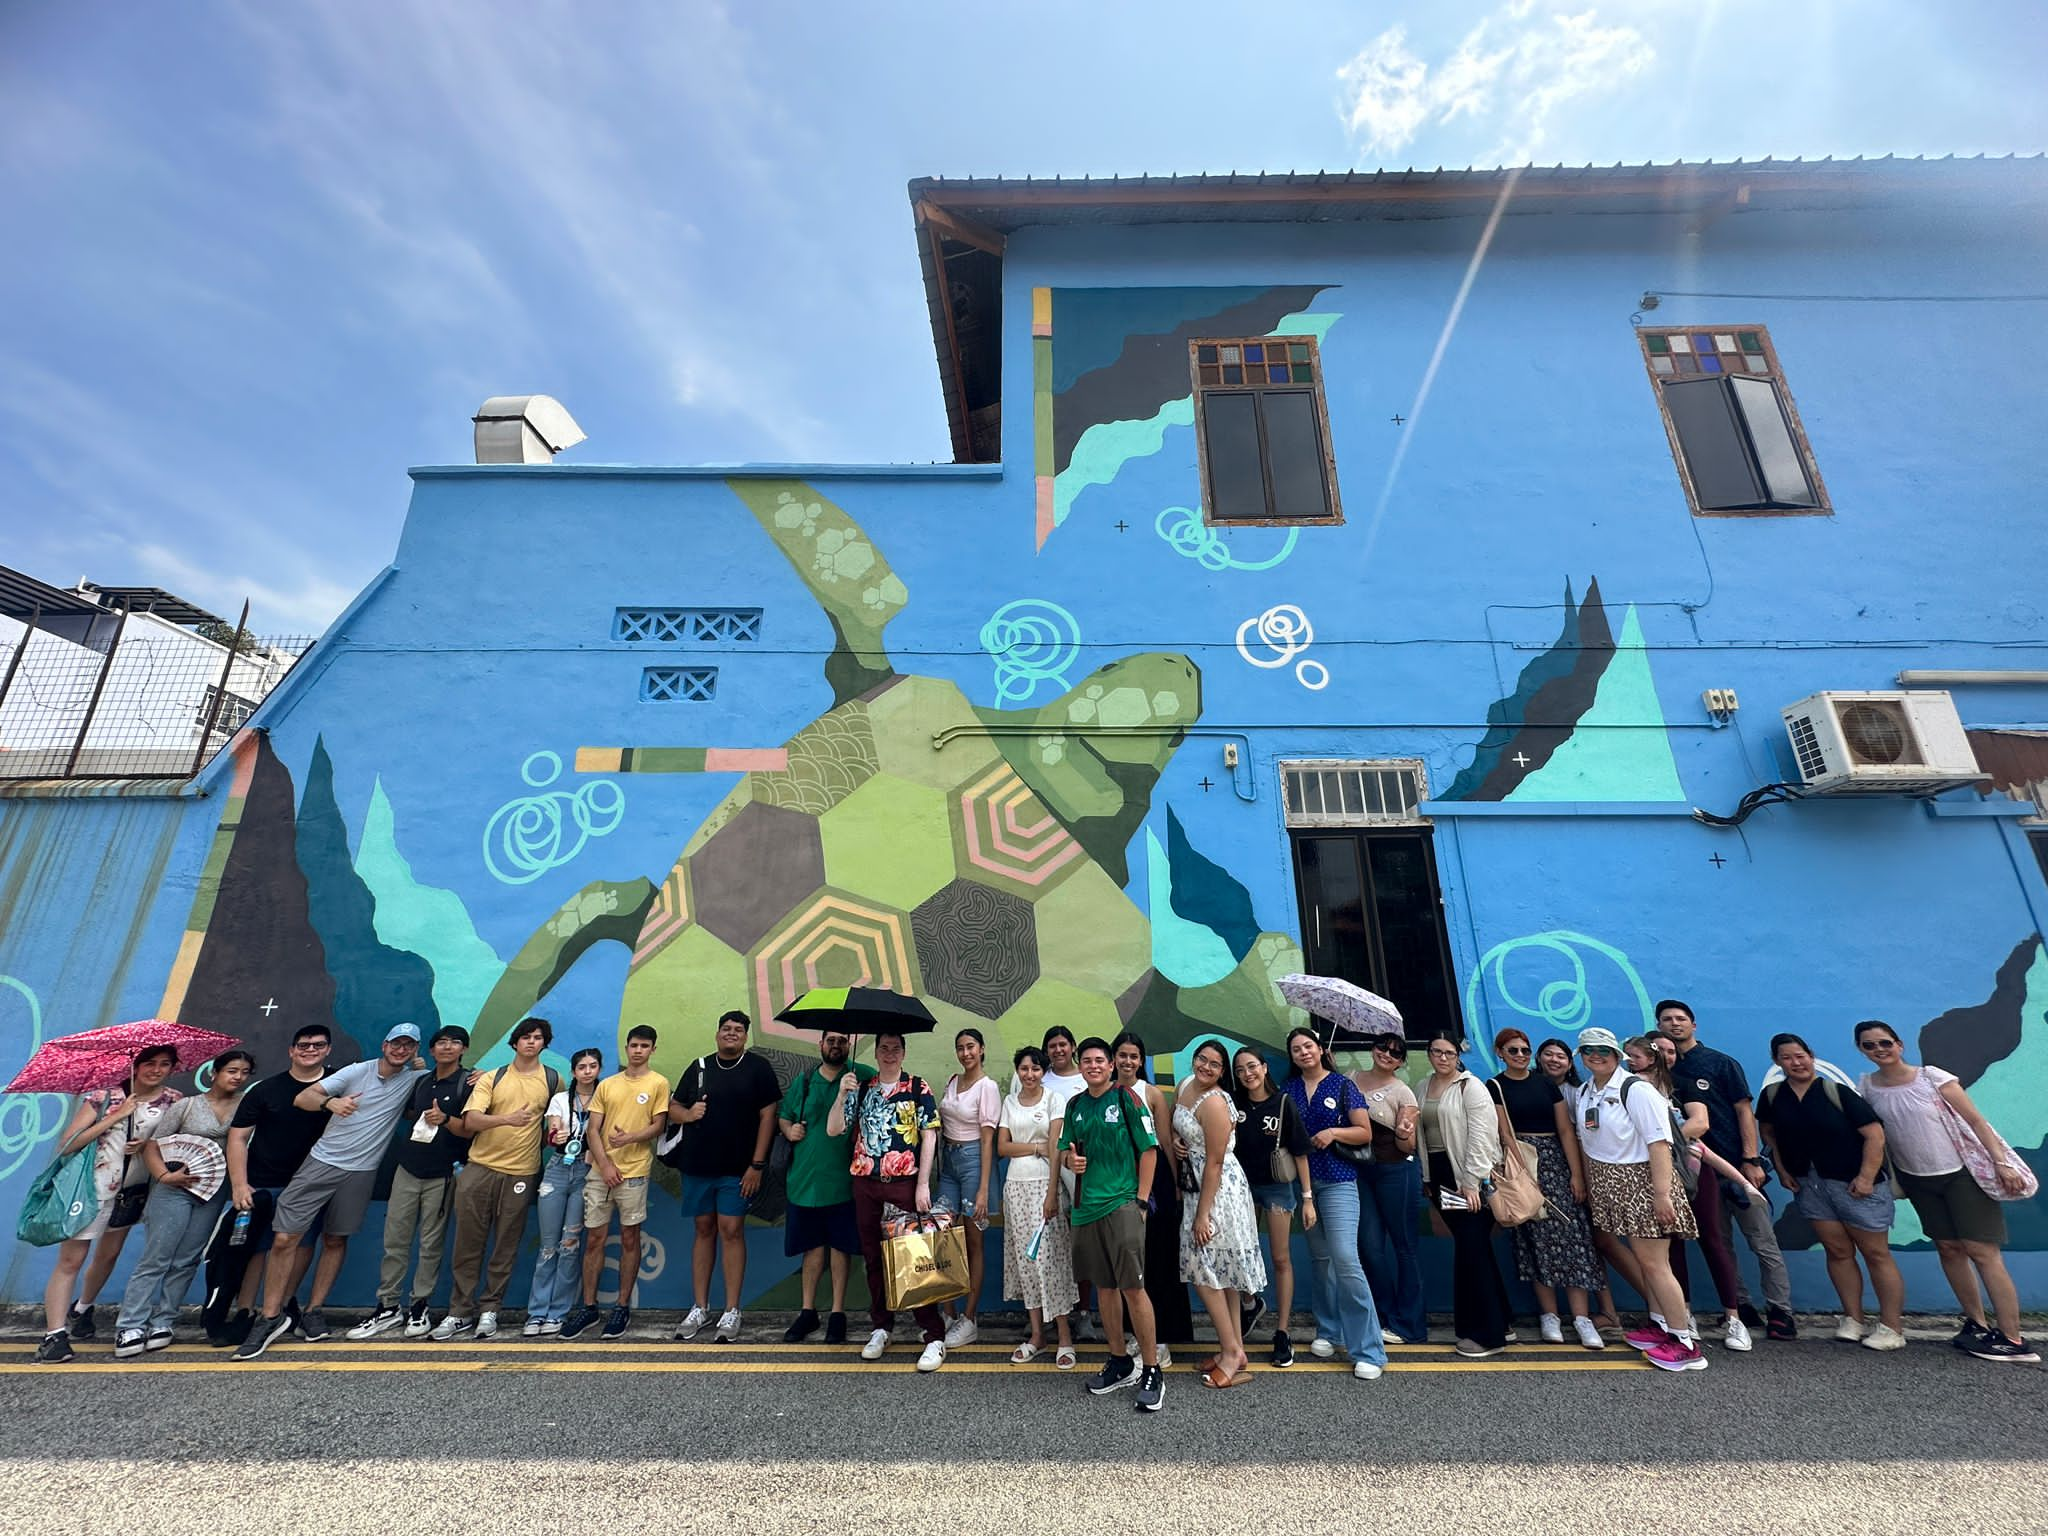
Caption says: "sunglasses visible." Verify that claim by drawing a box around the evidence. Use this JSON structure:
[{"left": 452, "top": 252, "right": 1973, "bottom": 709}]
[
  {"left": 1855, "top": 1038, "right": 1897, "bottom": 1051},
  {"left": 1501, "top": 1045, "right": 1531, "bottom": 1056}
]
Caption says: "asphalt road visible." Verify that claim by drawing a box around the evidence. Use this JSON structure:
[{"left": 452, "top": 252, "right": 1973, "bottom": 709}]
[{"left": 0, "top": 1321, "right": 2041, "bottom": 1535}]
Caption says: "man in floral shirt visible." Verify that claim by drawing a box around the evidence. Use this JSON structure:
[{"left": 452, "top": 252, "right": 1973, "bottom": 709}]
[{"left": 826, "top": 1030, "right": 947, "bottom": 1371}]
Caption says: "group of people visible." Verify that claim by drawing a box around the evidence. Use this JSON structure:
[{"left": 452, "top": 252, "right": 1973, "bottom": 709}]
[{"left": 29, "top": 1002, "right": 2038, "bottom": 1398}]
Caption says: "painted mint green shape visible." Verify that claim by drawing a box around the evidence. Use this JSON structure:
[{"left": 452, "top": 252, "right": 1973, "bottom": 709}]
[
  {"left": 1507, "top": 607, "right": 1685, "bottom": 803},
  {"left": 1962, "top": 941, "right": 2048, "bottom": 1149},
  {"left": 1145, "top": 827, "right": 1238, "bottom": 988}
]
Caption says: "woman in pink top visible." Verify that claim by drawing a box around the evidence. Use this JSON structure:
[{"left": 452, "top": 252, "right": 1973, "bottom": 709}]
[{"left": 935, "top": 1028, "right": 1000, "bottom": 1347}]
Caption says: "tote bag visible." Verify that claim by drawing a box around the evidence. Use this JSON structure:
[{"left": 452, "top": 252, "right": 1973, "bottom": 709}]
[{"left": 16, "top": 1140, "right": 101, "bottom": 1247}]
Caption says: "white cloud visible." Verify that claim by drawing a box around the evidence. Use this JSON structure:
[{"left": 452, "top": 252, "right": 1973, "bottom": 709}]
[{"left": 1337, "top": 6, "right": 1655, "bottom": 166}]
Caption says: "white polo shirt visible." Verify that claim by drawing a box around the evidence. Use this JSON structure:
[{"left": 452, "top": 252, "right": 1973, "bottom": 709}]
[{"left": 1573, "top": 1068, "right": 1672, "bottom": 1166}]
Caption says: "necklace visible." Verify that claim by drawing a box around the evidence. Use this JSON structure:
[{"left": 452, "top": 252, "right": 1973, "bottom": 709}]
[{"left": 710, "top": 1052, "right": 745, "bottom": 1072}]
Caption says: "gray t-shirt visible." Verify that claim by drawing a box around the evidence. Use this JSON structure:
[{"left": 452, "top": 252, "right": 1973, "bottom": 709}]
[{"left": 308, "top": 1060, "right": 421, "bottom": 1172}]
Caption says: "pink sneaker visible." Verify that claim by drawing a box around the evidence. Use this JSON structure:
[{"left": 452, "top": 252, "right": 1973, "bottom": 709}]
[
  {"left": 1647, "top": 1337, "right": 1708, "bottom": 1372},
  {"left": 1624, "top": 1326, "right": 1669, "bottom": 1351}
]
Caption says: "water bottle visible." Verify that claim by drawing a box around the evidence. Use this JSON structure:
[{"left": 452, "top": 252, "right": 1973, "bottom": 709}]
[{"left": 228, "top": 1209, "right": 252, "bottom": 1247}]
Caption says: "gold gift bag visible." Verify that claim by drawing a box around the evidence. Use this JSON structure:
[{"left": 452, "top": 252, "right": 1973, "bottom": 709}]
[{"left": 882, "top": 1220, "right": 971, "bottom": 1311}]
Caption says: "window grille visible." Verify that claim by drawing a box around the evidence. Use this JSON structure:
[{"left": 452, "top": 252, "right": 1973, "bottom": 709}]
[
  {"left": 614, "top": 608, "right": 763, "bottom": 643},
  {"left": 1281, "top": 759, "right": 1428, "bottom": 826},
  {"left": 640, "top": 666, "right": 718, "bottom": 702}
]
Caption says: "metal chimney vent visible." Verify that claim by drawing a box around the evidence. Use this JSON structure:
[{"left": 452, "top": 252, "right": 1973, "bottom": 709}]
[{"left": 473, "top": 395, "right": 587, "bottom": 464}]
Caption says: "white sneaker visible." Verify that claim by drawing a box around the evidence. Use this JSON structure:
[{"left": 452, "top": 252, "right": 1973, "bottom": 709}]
[
  {"left": 861, "top": 1327, "right": 891, "bottom": 1361},
  {"left": 1861, "top": 1323, "right": 1907, "bottom": 1352},
  {"left": 521, "top": 1318, "right": 543, "bottom": 1338},
  {"left": 1724, "top": 1317, "right": 1753, "bottom": 1352},
  {"left": 1539, "top": 1312, "right": 1564, "bottom": 1343},
  {"left": 1352, "top": 1360, "right": 1382, "bottom": 1380},
  {"left": 429, "top": 1315, "right": 471, "bottom": 1342},
  {"left": 1383, "top": 1330, "right": 1408, "bottom": 1345},
  {"left": 1573, "top": 1315, "right": 1606, "bottom": 1350},
  {"left": 1156, "top": 1342, "right": 1171, "bottom": 1369},
  {"left": 1834, "top": 1315, "right": 1866, "bottom": 1343},
  {"left": 715, "top": 1308, "right": 742, "bottom": 1342},
  {"left": 402, "top": 1306, "right": 433, "bottom": 1340},
  {"left": 476, "top": 1312, "right": 498, "bottom": 1340},
  {"left": 1309, "top": 1337, "right": 1336, "bottom": 1358},
  {"left": 916, "top": 1339, "right": 947, "bottom": 1372},
  {"left": 944, "top": 1315, "right": 978, "bottom": 1347},
  {"left": 675, "top": 1306, "right": 710, "bottom": 1341}
]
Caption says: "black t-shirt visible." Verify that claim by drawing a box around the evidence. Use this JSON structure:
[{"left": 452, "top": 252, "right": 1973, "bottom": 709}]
[
  {"left": 1232, "top": 1092, "right": 1307, "bottom": 1183},
  {"left": 231, "top": 1070, "right": 331, "bottom": 1188},
  {"left": 1490, "top": 1072, "right": 1564, "bottom": 1136},
  {"left": 675, "top": 1052, "right": 782, "bottom": 1177},
  {"left": 394, "top": 1068, "right": 472, "bottom": 1180},
  {"left": 1756, "top": 1079, "right": 1882, "bottom": 1182},
  {"left": 1673, "top": 1041, "right": 1753, "bottom": 1162}
]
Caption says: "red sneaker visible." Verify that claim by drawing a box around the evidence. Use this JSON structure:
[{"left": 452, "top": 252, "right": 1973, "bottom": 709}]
[
  {"left": 1647, "top": 1337, "right": 1708, "bottom": 1372},
  {"left": 1624, "top": 1325, "right": 1669, "bottom": 1351}
]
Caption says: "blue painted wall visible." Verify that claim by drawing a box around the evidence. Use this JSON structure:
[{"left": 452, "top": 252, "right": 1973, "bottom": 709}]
[{"left": 3, "top": 179, "right": 2045, "bottom": 1315}]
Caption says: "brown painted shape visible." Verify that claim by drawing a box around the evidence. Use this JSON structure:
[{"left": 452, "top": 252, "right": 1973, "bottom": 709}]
[{"left": 690, "top": 800, "right": 827, "bottom": 953}]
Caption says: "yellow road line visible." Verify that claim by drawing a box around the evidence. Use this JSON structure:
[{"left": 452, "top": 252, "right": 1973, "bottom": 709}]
[
  {"left": 137, "top": 1340, "right": 1607, "bottom": 1357},
  {"left": 0, "top": 1358, "right": 1648, "bottom": 1376}
]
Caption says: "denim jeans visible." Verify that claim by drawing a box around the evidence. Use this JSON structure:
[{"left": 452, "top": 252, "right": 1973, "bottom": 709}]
[
  {"left": 526, "top": 1158, "right": 590, "bottom": 1321},
  {"left": 934, "top": 1138, "right": 986, "bottom": 1217},
  {"left": 1354, "top": 1156, "right": 1427, "bottom": 1342},
  {"left": 1302, "top": 1178, "right": 1387, "bottom": 1366},
  {"left": 116, "top": 1183, "right": 228, "bottom": 1336}
]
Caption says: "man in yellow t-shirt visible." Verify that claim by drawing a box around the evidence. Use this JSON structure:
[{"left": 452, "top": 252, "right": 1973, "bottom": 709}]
[
  {"left": 436, "top": 1019, "right": 558, "bottom": 1341},
  {"left": 561, "top": 1025, "right": 671, "bottom": 1339}
]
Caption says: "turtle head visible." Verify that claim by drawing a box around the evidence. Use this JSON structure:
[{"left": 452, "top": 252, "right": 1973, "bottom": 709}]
[{"left": 1051, "top": 653, "right": 1200, "bottom": 749}]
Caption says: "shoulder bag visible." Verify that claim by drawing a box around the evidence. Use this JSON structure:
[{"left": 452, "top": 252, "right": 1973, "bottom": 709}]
[
  {"left": 1935, "top": 1090, "right": 2040, "bottom": 1202},
  {"left": 1484, "top": 1079, "right": 1548, "bottom": 1227}
]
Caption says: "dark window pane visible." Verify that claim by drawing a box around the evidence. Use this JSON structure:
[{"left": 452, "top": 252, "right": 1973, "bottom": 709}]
[
  {"left": 1645, "top": 333, "right": 1670, "bottom": 354},
  {"left": 1673, "top": 353, "right": 1698, "bottom": 374},
  {"left": 1222, "top": 365, "right": 1242, "bottom": 384},
  {"left": 1245, "top": 343, "right": 1264, "bottom": 362},
  {"left": 1295, "top": 836, "right": 1373, "bottom": 991},
  {"left": 1260, "top": 390, "right": 1331, "bottom": 519},
  {"left": 1197, "top": 344, "right": 1217, "bottom": 363},
  {"left": 1289, "top": 343, "right": 1309, "bottom": 363},
  {"left": 1663, "top": 377, "right": 1763, "bottom": 510},
  {"left": 1730, "top": 375, "right": 1818, "bottom": 507},
  {"left": 1365, "top": 835, "right": 1455, "bottom": 1043},
  {"left": 1291, "top": 363, "right": 1314, "bottom": 383},
  {"left": 1202, "top": 391, "right": 1268, "bottom": 520},
  {"left": 1738, "top": 331, "right": 1763, "bottom": 351},
  {"left": 2030, "top": 829, "right": 2048, "bottom": 887},
  {"left": 1200, "top": 365, "right": 1221, "bottom": 385}
]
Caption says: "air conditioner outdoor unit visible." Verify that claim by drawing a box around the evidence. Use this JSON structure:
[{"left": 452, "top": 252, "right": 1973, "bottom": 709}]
[{"left": 1780, "top": 690, "right": 1985, "bottom": 796}]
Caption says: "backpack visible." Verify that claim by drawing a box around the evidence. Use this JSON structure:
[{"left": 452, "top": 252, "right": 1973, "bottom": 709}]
[
  {"left": 1618, "top": 1076, "right": 1701, "bottom": 1197},
  {"left": 655, "top": 1057, "right": 708, "bottom": 1171}
]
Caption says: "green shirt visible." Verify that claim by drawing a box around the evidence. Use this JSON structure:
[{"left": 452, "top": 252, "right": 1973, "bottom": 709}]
[
  {"left": 1058, "top": 1084, "right": 1157, "bottom": 1227},
  {"left": 779, "top": 1061, "right": 876, "bottom": 1209}
]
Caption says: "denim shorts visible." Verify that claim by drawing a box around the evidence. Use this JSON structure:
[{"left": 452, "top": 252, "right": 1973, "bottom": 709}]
[
  {"left": 935, "top": 1138, "right": 985, "bottom": 1215},
  {"left": 1792, "top": 1174, "right": 1895, "bottom": 1233},
  {"left": 1249, "top": 1179, "right": 1298, "bottom": 1214},
  {"left": 683, "top": 1174, "right": 747, "bottom": 1219}
]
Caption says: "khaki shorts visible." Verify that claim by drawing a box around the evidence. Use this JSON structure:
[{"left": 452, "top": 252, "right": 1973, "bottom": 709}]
[
  {"left": 1071, "top": 1200, "right": 1146, "bottom": 1291},
  {"left": 582, "top": 1173, "right": 649, "bottom": 1229}
]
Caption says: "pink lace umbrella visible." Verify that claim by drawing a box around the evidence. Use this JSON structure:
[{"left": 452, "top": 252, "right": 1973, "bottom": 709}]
[{"left": 5, "top": 1020, "right": 241, "bottom": 1095}]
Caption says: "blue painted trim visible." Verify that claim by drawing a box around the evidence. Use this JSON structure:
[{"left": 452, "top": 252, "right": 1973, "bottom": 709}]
[
  {"left": 1420, "top": 800, "right": 1695, "bottom": 818},
  {"left": 409, "top": 463, "right": 1006, "bottom": 482},
  {"left": 1923, "top": 797, "right": 2039, "bottom": 818}
]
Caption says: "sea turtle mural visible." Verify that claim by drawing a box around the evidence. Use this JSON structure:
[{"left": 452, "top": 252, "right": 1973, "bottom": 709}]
[{"left": 465, "top": 479, "right": 1306, "bottom": 1086}]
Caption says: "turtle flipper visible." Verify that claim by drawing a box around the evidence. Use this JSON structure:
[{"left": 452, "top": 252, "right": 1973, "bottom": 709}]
[
  {"left": 727, "top": 479, "right": 905, "bottom": 707},
  {"left": 469, "top": 878, "right": 657, "bottom": 1059}
]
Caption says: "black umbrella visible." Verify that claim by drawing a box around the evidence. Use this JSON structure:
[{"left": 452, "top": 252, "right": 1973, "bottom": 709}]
[{"left": 773, "top": 986, "right": 939, "bottom": 1035}]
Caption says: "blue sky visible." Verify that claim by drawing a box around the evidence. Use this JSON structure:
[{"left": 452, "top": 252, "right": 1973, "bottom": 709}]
[{"left": 2, "top": 0, "right": 2042, "bottom": 632}]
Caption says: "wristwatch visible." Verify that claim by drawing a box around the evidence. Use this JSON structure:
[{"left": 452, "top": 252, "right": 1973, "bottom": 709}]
[{"left": 749, "top": 1159, "right": 767, "bottom": 1171}]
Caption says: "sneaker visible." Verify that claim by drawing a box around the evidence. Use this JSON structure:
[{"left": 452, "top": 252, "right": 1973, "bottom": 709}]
[
  {"left": 861, "top": 1327, "right": 890, "bottom": 1360},
  {"left": 715, "top": 1308, "right": 742, "bottom": 1342},
  {"left": 1270, "top": 1331, "right": 1295, "bottom": 1369},
  {"left": 1156, "top": 1342, "right": 1172, "bottom": 1369},
  {"left": 1647, "top": 1336, "right": 1709, "bottom": 1372},
  {"left": 1738, "top": 1302, "right": 1765, "bottom": 1331},
  {"left": 824, "top": 1311, "right": 847, "bottom": 1345},
  {"left": 603, "top": 1305, "right": 631, "bottom": 1339},
  {"left": 1308, "top": 1337, "right": 1336, "bottom": 1359},
  {"left": 1352, "top": 1360, "right": 1382, "bottom": 1380},
  {"left": 521, "top": 1318, "right": 543, "bottom": 1338},
  {"left": 33, "top": 1330, "right": 75, "bottom": 1365},
  {"left": 1240, "top": 1293, "right": 1266, "bottom": 1338},
  {"left": 1539, "top": 1312, "right": 1564, "bottom": 1343},
  {"left": 1766, "top": 1307, "right": 1798, "bottom": 1341},
  {"left": 784, "top": 1308, "right": 821, "bottom": 1344},
  {"left": 1862, "top": 1324, "right": 1907, "bottom": 1352},
  {"left": 1382, "top": 1331, "right": 1408, "bottom": 1345},
  {"left": 223, "top": 1309, "right": 255, "bottom": 1347},
  {"left": 539, "top": 1319, "right": 562, "bottom": 1336},
  {"left": 1833, "top": 1315, "right": 1866, "bottom": 1343},
  {"left": 430, "top": 1315, "right": 473, "bottom": 1342},
  {"left": 943, "top": 1315, "right": 978, "bottom": 1347},
  {"left": 1134, "top": 1364, "right": 1165, "bottom": 1411},
  {"left": 1087, "top": 1354, "right": 1138, "bottom": 1394},
  {"left": 115, "top": 1328, "right": 148, "bottom": 1360},
  {"left": 1952, "top": 1319, "right": 1992, "bottom": 1351},
  {"left": 1624, "top": 1325, "right": 1670, "bottom": 1351},
  {"left": 1454, "top": 1338, "right": 1504, "bottom": 1359},
  {"left": 1723, "top": 1317, "right": 1754, "bottom": 1353},
  {"left": 404, "top": 1304, "right": 433, "bottom": 1340},
  {"left": 675, "top": 1305, "right": 710, "bottom": 1341},
  {"left": 916, "top": 1339, "right": 947, "bottom": 1372},
  {"left": 296, "top": 1307, "right": 330, "bottom": 1342},
  {"left": 1573, "top": 1315, "right": 1606, "bottom": 1350},
  {"left": 1504, "top": 1328, "right": 1520, "bottom": 1344},
  {"left": 349, "top": 1307, "right": 405, "bottom": 1341},
  {"left": 232, "top": 1312, "right": 293, "bottom": 1361},
  {"left": 476, "top": 1311, "right": 499, "bottom": 1340},
  {"left": 145, "top": 1330, "right": 173, "bottom": 1353},
  {"left": 65, "top": 1304, "right": 96, "bottom": 1342},
  {"left": 1967, "top": 1330, "right": 2041, "bottom": 1364},
  {"left": 559, "top": 1305, "right": 600, "bottom": 1341}
]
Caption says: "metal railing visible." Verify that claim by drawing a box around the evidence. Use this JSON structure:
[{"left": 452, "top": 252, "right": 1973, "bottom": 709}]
[{"left": 0, "top": 601, "right": 313, "bottom": 780}]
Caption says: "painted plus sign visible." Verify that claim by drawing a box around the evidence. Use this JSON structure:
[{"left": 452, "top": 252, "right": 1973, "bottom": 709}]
[
  {"left": 259, "top": 998, "right": 279, "bottom": 1016},
  {"left": 1114, "top": 520, "right": 1129, "bottom": 533},
  {"left": 1511, "top": 751, "right": 1530, "bottom": 767},
  {"left": 1197, "top": 776, "right": 1215, "bottom": 793},
  {"left": 1390, "top": 413, "right": 1406, "bottom": 425},
  {"left": 1708, "top": 852, "right": 1727, "bottom": 868}
]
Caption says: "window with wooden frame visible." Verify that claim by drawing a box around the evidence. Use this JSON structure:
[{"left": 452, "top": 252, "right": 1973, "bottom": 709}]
[
  {"left": 1638, "top": 325, "right": 1827, "bottom": 515},
  {"left": 1190, "top": 337, "right": 1342, "bottom": 525}
]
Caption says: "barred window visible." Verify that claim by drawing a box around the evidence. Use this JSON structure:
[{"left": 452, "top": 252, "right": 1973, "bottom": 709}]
[
  {"left": 1281, "top": 759, "right": 1427, "bottom": 826},
  {"left": 614, "top": 608, "right": 763, "bottom": 643},
  {"left": 641, "top": 666, "right": 718, "bottom": 702}
]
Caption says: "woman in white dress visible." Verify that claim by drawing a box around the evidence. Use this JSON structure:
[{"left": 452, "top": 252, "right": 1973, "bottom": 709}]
[
  {"left": 997, "top": 1046, "right": 1078, "bottom": 1368},
  {"left": 1175, "top": 1037, "right": 1266, "bottom": 1388}
]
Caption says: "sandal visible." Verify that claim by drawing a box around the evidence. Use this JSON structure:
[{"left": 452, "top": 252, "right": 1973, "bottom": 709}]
[
  {"left": 1010, "top": 1342, "right": 1042, "bottom": 1365},
  {"left": 1055, "top": 1345, "right": 1077, "bottom": 1370},
  {"left": 1197, "top": 1353, "right": 1222, "bottom": 1374},
  {"left": 1200, "top": 1362, "right": 1232, "bottom": 1388}
]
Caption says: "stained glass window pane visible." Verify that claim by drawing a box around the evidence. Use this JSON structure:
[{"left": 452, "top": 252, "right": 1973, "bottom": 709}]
[
  {"left": 1267, "top": 364, "right": 1287, "bottom": 383},
  {"left": 1743, "top": 354, "right": 1767, "bottom": 373},
  {"left": 1223, "top": 365, "right": 1242, "bottom": 384},
  {"left": 1698, "top": 355, "right": 1723, "bottom": 374},
  {"left": 1651, "top": 356, "right": 1675, "bottom": 374},
  {"left": 1200, "top": 365, "right": 1221, "bottom": 385},
  {"left": 1714, "top": 334, "right": 1738, "bottom": 352},
  {"left": 1674, "top": 353, "right": 1699, "bottom": 373},
  {"left": 1221, "top": 346, "right": 1240, "bottom": 364},
  {"left": 1645, "top": 334, "right": 1670, "bottom": 354},
  {"left": 1291, "top": 364, "right": 1313, "bottom": 382},
  {"left": 1692, "top": 333, "right": 1716, "bottom": 354},
  {"left": 1669, "top": 334, "right": 1692, "bottom": 353},
  {"left": 1289, "top": 343, "right": 1309, "bottom": 363},
  {"left": 1738, "top": 332, "right": 1762, "bottom": 351},
  {"left": 1245, "top": 344, "right": 1264, "bottom": 363},
  {"left": 1197, "top": 345, "right": 1217, "bottom": 364}
]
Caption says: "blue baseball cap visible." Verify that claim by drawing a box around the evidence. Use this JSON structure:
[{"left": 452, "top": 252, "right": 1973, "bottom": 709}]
[{"left": 385, "top": 1023, "right": 422, "bottom": 1044}]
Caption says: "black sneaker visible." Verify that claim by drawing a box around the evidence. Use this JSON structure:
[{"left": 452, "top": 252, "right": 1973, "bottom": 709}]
[
  {"left": 33, "top": 1330, "right": 74, "bottom": 1365},
  {"left": 1765, "top": 1307, "right": 1798, "bottom": 1341},
  {"left": 1240, "top": 1293, "right": 1267, "bottom": 1338},
  {"left": 232, "top": 1312, "right": 293, "bottom": 1361},
  {"left": 1087, "top": 1354, "right": 1138, "bottom": 1395},
  {"left": 66, "top": 1304, "right": 97, "bottom": 1342},
  {"left": 784, "top": 1308, "right": 821, "bottom": 1344},
  {"left": 1952, "top": 1319, "right": 1992, "bottom": 1352},
  {"left": 559, "top": 1304, "right": 600, "bottom": 1340},
  {"left": 1271, "top": 1330, "right": 1295, "bottom": 1369},
  {"left": 602, "top": 1305, "right": 631, "bottom": 1339},
  {"left": 297, "top": 1307, "right": 331, "bottom": 1342},
  {"left": 223, "top": 1309, "right": 255, "bottom": 1347},
  {"left": 824, "top": 1311, "right": 847, "bottom": 1345},
  {"left": 1967, "top": 1330, "right": 2041, "bottom": 1363},
  {"left": 115, "top": 1328, "right": 148, "bottom": 1360},
  {"left": 1134, "top": 1364, "right": 1165, "bottom": 1412},
  {"left": 1738, "top": 1302, "right": 1765, "bottom": 1331}
]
